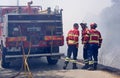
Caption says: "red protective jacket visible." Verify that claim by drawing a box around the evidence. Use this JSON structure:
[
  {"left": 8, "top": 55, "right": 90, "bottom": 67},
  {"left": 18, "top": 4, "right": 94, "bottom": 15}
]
[
  {"left": 81, "top": 28, "right": 90, "bottom": 44},
  {"left": 89, "top": 29, "right": 102, "bottom": 46},
  {"left": 66, "top": 28, "right": 79, "bottom": 47}
]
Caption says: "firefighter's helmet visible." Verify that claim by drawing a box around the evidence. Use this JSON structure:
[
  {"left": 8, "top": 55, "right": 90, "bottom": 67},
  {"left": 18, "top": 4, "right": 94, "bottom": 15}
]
[
  {"left": 73, "top": 23, "right": 79, "bottom": 29},
  {"left": 90, "top": 22, "right": 97, "bottom": 29},
  {"left": 80, "top": 23, "right": 87, "bottom": 26},
  {"left": 80, "top": 22, "right": 87, "bottom": 29}
]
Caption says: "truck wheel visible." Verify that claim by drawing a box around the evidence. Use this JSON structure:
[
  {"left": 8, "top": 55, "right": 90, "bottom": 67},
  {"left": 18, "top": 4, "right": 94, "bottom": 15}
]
[
  {"left": 47, "top": 56, "right": 58, "bottom": 65},
  {"left": 1, "top": 48, "right": 10, "bottom": 68},
  {"left": 1, "top": 55, "right": 10, "bottom": 68}
]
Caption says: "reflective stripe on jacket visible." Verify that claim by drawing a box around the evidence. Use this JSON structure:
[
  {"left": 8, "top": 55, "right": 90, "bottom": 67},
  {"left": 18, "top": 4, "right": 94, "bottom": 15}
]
[
  {"left": 66, "top": 29, "right": 79, "bottom": 45},
  {"left": 89, "top": 29, "right": 102, "bottom": 44},
  {"left": 81, "top": 28, "right": 90, "bottom": 44}
]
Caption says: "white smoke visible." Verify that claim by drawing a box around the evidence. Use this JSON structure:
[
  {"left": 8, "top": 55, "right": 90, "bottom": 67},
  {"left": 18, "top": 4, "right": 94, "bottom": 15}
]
[{"left": 99, "top": 0, "right": 120, "bottom": 69}]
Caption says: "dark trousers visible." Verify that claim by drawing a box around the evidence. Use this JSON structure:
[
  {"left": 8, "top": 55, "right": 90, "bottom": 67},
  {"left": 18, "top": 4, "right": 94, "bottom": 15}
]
[
  {"left": 63, "top": 45, "right": 78, "bottom": 69},
  {"left": 87, "top": 44, "right": 99, "bottom": 67},
  {"left": 83, "top": 44, "right": 89, "bottom": 62},
  {"left": 67, "top": 45, "right": 78, "bottom": 60},
  {"left": 81, "top": 44, "right": 89, "bottom": 69}
]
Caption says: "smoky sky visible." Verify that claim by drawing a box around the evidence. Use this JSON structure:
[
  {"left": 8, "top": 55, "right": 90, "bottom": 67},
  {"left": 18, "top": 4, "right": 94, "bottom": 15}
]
[
  {"left": 100, "top": 0, "right": 120, "bottom": 46},
  {"left": 99, "top": 0, "right": 120, "bottom": 69}
]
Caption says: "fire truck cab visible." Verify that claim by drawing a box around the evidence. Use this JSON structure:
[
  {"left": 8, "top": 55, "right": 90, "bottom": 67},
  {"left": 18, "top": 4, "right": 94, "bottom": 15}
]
[{"left": 0, "top": 2, "right": 64, "bottom": 68}]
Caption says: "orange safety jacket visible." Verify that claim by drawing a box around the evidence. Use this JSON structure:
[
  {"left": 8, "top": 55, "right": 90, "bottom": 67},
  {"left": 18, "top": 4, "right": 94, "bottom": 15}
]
[
  {"left": 89, "top": 29, "right": 102, "bottom": 45},
  {"left": 81, "top": 28, "right": 90, "bottom": 44},
  {"left": 66, "top": 28, "right": 79, "bottom": 46}
]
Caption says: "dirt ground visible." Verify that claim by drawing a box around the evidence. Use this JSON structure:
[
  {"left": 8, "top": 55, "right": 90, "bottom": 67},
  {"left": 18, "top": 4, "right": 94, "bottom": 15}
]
[{"left": 35, "top": 69, "right": 120, "bottom": 78}]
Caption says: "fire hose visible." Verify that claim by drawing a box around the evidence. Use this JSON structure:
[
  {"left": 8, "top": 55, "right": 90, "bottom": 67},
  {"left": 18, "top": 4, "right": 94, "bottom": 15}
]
[{"left": 10, "top": 26, "right": 33, "bottom": 78}]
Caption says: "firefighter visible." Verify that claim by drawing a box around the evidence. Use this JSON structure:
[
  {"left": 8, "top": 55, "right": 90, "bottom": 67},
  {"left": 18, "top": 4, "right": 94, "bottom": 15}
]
[
  {"left": 63, "top": 23, "right": 80, "bottom": 69},
  {"left": 87, "top": 22, "right": 102, "bottom": 70},
  {"left": 80, "top": 23, "right": 90, "bottom": 69},
  {"left": 26, "top": 1, "right": 33, "bottom": 13}
]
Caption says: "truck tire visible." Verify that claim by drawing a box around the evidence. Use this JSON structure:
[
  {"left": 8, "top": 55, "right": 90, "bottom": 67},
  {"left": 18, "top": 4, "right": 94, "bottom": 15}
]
[{"left": 47, "top": 56, "right": 58, "bottom": 65}]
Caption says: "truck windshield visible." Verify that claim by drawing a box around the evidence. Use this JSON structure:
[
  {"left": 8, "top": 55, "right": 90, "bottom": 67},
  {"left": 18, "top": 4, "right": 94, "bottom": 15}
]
[
  {"left": 8, "top": 23, "right": 44, "bottom": 37},
  {"left": 27, "top": 27, "right": 41, "bottom": 32}
]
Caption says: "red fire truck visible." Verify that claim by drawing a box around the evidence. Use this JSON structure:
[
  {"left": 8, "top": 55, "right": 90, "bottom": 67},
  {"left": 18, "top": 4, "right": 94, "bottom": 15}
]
[{"left": 0, "top": 1, "right": 64, "bottom": 68}]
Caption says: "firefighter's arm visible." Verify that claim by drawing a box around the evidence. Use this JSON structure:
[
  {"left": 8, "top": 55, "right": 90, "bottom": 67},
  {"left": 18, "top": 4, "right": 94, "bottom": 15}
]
[
  {"left": 66, "top": 31, "right": 70, "bottom": 45},
  {"left": 75, "top": 30, "right": 79, "bottom": 48},
  {"left": 74, "top": 30, "right": 79, "bottom": 41},
  {"left": 98, "top": 32, "right": 103, "bottom": 48},
  {"left": 66, "top": 36, "right": 69, "bottom": 45},
  {"left": 98, "top": 40, "right": 102, "bottom": 48},
  {"left": 85, "top": 30, "right": 89, "bottom": 41},
  {"left": 81, "top": 37, "right": 84, "bottom": 44},
  {"left": 76, "top": 43, "right": 79, "bottom": 48}
]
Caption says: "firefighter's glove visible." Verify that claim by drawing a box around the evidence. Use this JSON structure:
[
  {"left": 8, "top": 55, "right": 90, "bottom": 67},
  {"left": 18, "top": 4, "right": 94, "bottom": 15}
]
[
  {"left": 66, "top": 41, "right": 69, "bottom": 45},
  {"left": 76, "top": 43, "right": 79, "bottom": 48},
  {"left": 98, "top": 44, "right": 101, "bottom": 48}
]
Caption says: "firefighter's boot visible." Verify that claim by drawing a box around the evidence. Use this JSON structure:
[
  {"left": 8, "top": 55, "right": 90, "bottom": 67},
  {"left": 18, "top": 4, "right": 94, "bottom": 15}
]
[
  {"left": 94, "top": 63, "right": 98, "bottom": 70},
  {"left": 63, "top": 61, "right": 69, "bottom": 69},
  {"left": 72, "top": 63, "right": 78, "bottom": 69},
  {"left": 81, "top": 63, "right": 89, "bottom": 69},
  {"left": 87, "top": 64, "right": 94, "bottom": 70}
]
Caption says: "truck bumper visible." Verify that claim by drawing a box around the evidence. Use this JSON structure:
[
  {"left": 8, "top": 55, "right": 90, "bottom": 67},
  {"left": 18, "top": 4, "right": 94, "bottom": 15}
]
[{"left": 5, "top": 53, "right": 64, "bottom": 59}]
